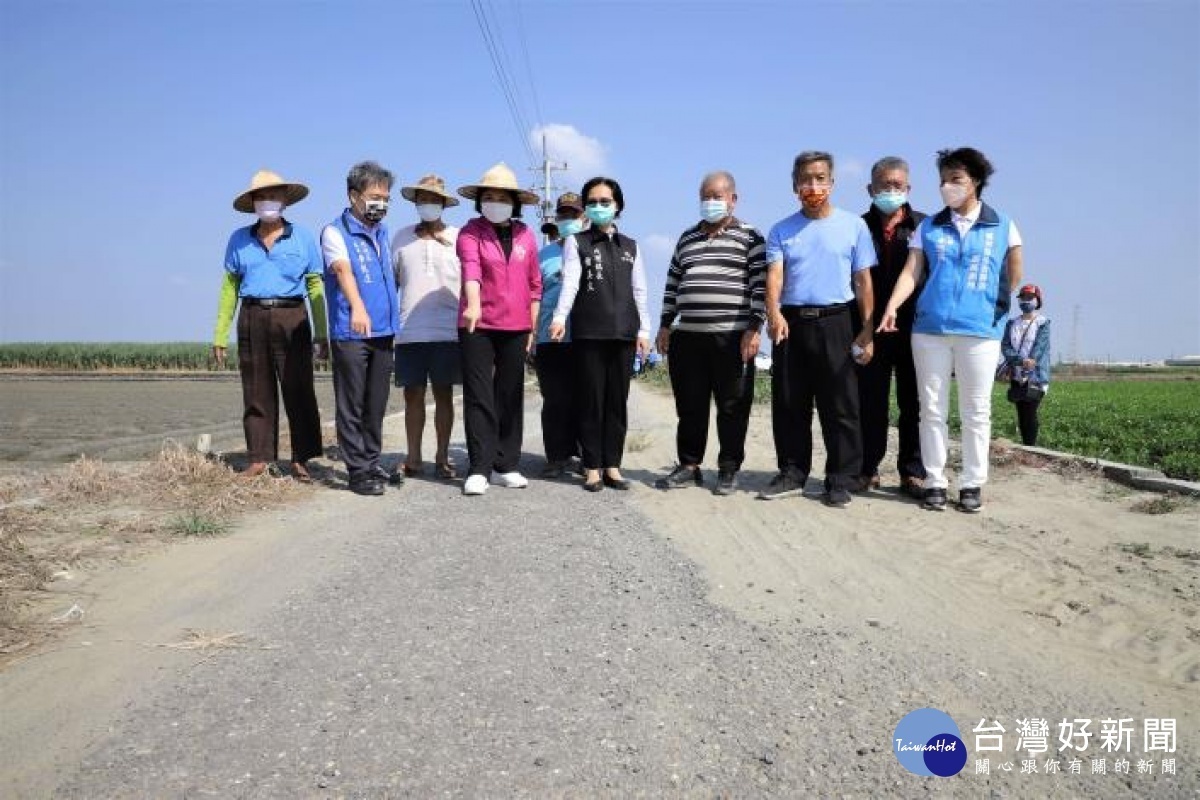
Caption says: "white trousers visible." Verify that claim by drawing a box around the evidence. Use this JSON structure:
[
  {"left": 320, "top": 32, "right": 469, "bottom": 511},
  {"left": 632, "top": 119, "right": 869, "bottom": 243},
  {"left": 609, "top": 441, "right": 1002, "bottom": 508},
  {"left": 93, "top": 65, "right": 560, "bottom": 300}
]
[{"left": 911, "top": 333, "right": 1001, "bottom": 490}]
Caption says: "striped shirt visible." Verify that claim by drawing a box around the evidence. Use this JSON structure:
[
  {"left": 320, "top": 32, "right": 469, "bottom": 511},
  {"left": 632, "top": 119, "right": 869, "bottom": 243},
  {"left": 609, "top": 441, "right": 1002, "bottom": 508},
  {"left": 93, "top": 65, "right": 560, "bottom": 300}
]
[{"left": 660, "top": 219, "right": 767, "bottom": 333}]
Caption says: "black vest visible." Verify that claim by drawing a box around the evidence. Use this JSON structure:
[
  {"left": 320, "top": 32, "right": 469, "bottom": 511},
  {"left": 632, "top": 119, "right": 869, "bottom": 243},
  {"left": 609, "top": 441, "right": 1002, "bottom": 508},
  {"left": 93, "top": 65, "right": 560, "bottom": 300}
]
[
  {"left": 858, "top": 204, "right": 926, "bottom": 331},
  {"left": 570, "top": 227, "right": 639, "bottom": 340}
]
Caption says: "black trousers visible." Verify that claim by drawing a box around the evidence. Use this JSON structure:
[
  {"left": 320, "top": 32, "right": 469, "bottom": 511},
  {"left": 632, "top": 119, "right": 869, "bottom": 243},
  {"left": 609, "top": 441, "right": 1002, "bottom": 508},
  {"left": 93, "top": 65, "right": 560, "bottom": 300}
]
[
  {"left": 769, "top": 336, "right": 802, "bottom": 473},
  {"left": 574, "top": 338, "right": 635, "bottom": 469},
  {"left": 236, "top": 303, "right": 323, "bottom": 464},
  {"left": 534, "top": 342, "right": 578, "bottom": 463},
  {"left": 1013, "top": 392, "right": 1043, "bottom": 446},
  {"left": 668, "top": 330, "right": 755, "bottom": 471},
  {"left": 331, "top": 336, "right": 394, "bottom": 480},
  {"left": 856, "top": 329, "right": 925, "bottom": 480},
  {"left": 460, "top": 328, "right": 527, "bottom": 476},
  {"left": 781, "top": 306, "right": 862, "bottom": 491}
]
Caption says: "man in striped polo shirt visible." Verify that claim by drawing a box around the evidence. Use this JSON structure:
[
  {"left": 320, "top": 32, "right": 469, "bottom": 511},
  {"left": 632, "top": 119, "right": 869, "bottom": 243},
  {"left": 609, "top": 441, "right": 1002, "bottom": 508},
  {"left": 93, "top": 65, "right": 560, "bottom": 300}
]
[{"left": 654, "top": 171, "right": 766, "bottom": 496}]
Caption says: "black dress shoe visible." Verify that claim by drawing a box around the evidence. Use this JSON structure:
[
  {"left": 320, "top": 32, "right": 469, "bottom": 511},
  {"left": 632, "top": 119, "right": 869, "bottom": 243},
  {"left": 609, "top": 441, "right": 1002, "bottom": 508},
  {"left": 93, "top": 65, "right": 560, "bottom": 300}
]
[
  {"left": 822, "top": 488, "right": 852, "bottom": 507},
  {"left": 373, "top": 465, "right": 404, "bottom": 486},
  {"left": 654, "top": 464, "right": 702, "bottom": 490},
  {"left": 603, "top": 474, "right": 630, "bottom": 490},
  {"left": 583, "top": 480, "right": 604, "bottom": 493},
  {"left": 349, "top": 476, "right": 385, "bottom": 496}
]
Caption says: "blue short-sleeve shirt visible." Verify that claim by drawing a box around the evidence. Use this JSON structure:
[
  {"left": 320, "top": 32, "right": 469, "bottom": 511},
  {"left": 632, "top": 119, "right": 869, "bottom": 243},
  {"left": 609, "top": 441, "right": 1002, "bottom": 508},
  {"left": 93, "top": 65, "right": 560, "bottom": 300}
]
[
  {"left": 223, "top": 221, "right": 323, "bottom": 299},
  {"left": 765, "top": 207, "right": 877, "bottom": 306},
  {"left": 536, "top": 241, "right": 568, "bottom": 343}
]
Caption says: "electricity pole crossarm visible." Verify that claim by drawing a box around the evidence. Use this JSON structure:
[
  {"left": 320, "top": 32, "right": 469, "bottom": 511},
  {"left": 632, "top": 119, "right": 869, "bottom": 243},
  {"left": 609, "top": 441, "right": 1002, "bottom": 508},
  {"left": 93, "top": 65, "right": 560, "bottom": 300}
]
[{"left": 530, "top": 135, "right": 568, "bottom": 241}]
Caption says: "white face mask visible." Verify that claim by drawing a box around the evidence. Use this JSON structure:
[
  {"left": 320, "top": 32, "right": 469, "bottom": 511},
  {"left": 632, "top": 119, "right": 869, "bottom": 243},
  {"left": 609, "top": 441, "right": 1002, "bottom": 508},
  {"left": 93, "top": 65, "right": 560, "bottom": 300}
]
[
  {"left": 254, "top": 199, "right": 284, "bottom": 222},
  {"left": 416, "top": 203, "right": 443, "bottom": 223},
  {"left": 940, "top": 182, "right": 970, "bottom": 209},
  {"left": 482, "top": 201, "right": 513, "bottom": 224}
]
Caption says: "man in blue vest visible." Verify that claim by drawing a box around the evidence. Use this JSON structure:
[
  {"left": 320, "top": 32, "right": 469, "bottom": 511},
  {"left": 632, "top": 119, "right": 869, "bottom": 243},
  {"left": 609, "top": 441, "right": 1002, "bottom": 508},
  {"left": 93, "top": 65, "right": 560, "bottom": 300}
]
[{"left": 321, "top": 161, "right": 401, "bottom": 496}]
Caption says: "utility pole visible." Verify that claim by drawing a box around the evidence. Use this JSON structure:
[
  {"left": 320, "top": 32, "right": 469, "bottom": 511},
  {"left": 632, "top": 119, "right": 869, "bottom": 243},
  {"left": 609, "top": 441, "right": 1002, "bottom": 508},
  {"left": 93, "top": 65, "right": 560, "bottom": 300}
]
[
  {"left": 1071, "top": 304, "right": 1081, "bottom": 364},
  {"left": 529, "top": 134, "right": 567, "bottom": 243}
]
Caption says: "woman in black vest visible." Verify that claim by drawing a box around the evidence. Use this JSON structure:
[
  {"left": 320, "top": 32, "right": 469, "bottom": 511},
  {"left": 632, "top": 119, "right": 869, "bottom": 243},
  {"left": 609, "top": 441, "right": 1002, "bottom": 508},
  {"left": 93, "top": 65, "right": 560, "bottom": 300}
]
[{"left": 548, "top": 177, "right": 651, "bottom": 491}]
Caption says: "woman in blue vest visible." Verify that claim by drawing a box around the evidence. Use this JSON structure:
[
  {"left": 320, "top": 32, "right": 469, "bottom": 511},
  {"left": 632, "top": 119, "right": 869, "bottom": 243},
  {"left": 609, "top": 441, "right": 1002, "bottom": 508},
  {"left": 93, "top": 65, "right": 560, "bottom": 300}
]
[
  {"left": 548, "top": 177, "right": 651, "bottom": 492},
  {"left": 1001, "top": 283, "right": 1051, "bottom": 446},
  {"left": 878, "top": 148, "right": 1024, "bottom": 513}
]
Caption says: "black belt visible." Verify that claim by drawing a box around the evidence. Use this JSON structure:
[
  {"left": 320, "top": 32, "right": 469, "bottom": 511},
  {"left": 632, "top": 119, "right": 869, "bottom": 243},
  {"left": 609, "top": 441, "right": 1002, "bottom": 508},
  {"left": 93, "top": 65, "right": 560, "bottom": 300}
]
[
  {"left": 244, "top": 296, "right": 304, "bottom": 308},
  {"left": 782, "top": 302, "right": 851, "bottom": 319}
]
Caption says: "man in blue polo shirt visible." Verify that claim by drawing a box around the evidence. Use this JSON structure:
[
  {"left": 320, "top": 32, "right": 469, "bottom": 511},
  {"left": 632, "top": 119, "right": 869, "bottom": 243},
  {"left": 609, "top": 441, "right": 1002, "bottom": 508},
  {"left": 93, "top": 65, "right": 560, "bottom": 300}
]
[
  {"left": 761, "top": 151, "right": 877, "bottom": 507},
  {"left": 321, "top": 161, "right": 401, "bottom": 496},
  {"left": 213, "top": 169, "right": 327, "bottom": 482}
]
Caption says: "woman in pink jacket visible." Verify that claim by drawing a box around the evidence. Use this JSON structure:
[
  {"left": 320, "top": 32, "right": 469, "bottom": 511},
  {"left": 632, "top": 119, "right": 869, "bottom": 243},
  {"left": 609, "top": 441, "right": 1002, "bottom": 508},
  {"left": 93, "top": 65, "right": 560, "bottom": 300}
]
[{"left": 455, "top": 163, "right": 543, "bottom": 496}]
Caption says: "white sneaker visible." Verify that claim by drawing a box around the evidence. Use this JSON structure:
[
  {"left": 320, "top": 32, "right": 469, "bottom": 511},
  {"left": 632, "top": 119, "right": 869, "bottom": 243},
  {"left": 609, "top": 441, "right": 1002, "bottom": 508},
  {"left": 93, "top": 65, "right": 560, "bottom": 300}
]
[
  {"left": 490, "top": 471, "right": 528, "bottom": 489},
  {"left": 463, "top": 474, "right": 489, "bottom": 495}
]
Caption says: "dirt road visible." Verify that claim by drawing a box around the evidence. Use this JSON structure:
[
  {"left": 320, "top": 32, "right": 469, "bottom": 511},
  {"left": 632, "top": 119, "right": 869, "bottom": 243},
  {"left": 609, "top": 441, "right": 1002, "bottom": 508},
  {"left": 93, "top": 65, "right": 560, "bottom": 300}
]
[{"left": 1, "top": 383, "right": 1196, "bottom": 797}]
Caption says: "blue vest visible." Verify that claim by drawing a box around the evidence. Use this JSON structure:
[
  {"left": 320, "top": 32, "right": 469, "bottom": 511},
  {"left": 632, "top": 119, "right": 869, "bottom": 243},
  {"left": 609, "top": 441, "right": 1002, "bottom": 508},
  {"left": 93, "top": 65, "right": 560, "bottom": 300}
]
[
  {"left": 324, "top": 211, "right": 399, "bottom": 341},
  {"left": 913, "top": 203, "right": 1013, "bottom": 339}
]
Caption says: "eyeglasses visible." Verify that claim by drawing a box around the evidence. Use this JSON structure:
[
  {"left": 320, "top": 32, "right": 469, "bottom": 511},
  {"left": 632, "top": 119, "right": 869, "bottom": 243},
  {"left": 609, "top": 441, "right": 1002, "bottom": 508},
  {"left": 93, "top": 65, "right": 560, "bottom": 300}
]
[{"left": 585, "top": 198, "right": 614, "bottom": 207}]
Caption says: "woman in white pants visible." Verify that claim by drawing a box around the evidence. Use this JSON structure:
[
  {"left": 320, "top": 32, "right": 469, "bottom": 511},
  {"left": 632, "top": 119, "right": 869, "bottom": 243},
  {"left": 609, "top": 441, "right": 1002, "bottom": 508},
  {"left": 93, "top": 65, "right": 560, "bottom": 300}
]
[{"left": 877, "top": 147, "right": 1023, "bottom": 513}]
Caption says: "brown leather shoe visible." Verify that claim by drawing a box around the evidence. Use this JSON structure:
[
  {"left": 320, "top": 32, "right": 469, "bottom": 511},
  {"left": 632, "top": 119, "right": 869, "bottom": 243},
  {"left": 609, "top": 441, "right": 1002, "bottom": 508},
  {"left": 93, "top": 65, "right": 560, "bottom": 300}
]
[
  {"left": 901, "top": 475, "right": 925, "bottom": 500},
  {"left": 290, "top": 462, "right": 313, "bottom": 484},
  {"left": 244, "top": 461, "right": 269, "bottom": 478},
  {"left": 852, "top": 474, "right": 880, "bottom": 493}
]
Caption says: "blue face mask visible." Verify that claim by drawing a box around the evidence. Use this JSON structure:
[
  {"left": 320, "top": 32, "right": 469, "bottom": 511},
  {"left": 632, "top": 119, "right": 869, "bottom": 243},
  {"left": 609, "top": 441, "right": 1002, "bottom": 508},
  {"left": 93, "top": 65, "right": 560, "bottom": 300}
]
[
  {"left": 585, "top": 203, "right": 616, "bottom": 226},
  {"left": 700, "top": 199, "right": 728, "bottom": 223},
  {"left": 556, "top": 218, "right": 583, "bottom": 238},
  {"left": 1019, "top": 300, "right": 1038, "bottom": 314},
  {"left": 872, "top": 190, "right": 907, "bottom": 214}
]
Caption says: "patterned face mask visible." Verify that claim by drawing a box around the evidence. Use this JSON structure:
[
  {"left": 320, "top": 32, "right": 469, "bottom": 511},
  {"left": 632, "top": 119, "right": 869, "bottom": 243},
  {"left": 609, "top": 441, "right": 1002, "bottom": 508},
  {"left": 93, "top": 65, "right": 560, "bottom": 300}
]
[{"left": 800, "top": 186, "right": 830, "bottom": 208}]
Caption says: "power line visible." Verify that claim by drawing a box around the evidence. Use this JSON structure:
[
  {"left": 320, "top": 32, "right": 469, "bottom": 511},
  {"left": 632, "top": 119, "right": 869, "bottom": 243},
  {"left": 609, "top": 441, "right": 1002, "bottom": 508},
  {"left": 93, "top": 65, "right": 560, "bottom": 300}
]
[
  {"left": 469, "top": 0, "right": 536, "bottom": 165},
  {"left": 510, "top": 0, "right": 544, "bottom": 131},
  {"left": 471, "top": 0, "right": 533, "bottom": 162}
]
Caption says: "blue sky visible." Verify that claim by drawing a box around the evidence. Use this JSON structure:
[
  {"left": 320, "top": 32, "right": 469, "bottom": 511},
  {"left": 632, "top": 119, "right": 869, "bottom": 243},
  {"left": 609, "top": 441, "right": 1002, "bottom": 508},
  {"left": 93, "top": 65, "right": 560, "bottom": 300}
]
[{"left": 1, "top": 0, "right": 1196, "bottom": 361}]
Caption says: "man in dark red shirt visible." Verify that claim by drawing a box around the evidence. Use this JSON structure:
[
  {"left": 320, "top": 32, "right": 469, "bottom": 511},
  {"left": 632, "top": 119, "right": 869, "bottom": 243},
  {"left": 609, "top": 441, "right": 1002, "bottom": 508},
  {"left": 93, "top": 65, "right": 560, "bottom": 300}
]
[{"left": 853, "top": 157, "right": 926, "bottom": 499}]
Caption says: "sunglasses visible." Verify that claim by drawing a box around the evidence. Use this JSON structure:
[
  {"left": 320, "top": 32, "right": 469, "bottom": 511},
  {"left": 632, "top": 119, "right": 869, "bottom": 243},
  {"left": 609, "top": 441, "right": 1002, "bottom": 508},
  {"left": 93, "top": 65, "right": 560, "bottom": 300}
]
[{"left": 585, "top": 198, "right": 615, "bottom": 207}]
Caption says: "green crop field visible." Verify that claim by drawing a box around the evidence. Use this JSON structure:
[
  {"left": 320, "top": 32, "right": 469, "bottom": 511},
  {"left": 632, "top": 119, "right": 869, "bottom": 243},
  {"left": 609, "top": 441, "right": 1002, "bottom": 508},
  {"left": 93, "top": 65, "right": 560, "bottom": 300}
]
[
  {"left": 0, "top": 342, "right": 227, "bottom": 371},
  {"left": 0, "top": 343, "right": 332, "bottom": 372},
  {"left": 1008, "top": 380, "right": 1199, "bottom": 481},
  {"left": 638, "top": 367, "right": 1199, "bottom": 481}
]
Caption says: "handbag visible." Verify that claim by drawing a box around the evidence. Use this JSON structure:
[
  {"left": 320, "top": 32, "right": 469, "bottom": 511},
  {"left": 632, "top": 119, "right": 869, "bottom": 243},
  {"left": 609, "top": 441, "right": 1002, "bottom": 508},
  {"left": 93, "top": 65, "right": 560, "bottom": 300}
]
[{"left": 1007, "top": 379, "right": 1046, "bottom": 403}]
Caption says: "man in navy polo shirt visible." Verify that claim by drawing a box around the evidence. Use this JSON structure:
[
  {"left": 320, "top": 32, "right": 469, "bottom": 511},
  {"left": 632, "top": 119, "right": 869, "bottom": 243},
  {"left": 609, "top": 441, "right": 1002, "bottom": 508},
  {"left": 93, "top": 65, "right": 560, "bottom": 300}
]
[
  {"left": 761, "top": 151, "right": 877, "bottom": 507},
  {"left": 321, "top": 161, "right": 401, "bottom": 496}
]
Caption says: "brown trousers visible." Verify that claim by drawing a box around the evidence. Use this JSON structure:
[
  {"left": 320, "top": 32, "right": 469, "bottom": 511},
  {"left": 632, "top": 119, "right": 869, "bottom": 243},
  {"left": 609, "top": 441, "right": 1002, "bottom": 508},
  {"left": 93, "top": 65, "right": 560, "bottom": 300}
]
[{"left": 236, "top": 303, "right": 322, "bottom": 464}]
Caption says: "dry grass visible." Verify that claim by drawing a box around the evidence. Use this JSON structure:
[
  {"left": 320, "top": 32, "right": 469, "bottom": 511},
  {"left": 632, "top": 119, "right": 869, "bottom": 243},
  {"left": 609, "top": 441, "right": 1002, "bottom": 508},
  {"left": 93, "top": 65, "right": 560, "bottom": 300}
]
[
  {"left": 155, "top": 629, "right": 254, "bottom": 651},
  {"left": 1130, "top": 494, "right": 1187, "bottom": 515},
  {"left": 625, "top": 431, "right": 653, "bottom": 453},
  {"left": 0, "top": 444, "right": 307, "bottom": 657},
  {"left": 990, "top": 443, "right": 1052, "bottom": 474}
]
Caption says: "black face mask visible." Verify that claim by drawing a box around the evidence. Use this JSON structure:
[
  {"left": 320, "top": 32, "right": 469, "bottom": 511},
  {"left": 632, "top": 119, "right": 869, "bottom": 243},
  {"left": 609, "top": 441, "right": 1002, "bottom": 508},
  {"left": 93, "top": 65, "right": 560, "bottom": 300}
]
[{"left": 362, "top": 200, "right": 389, "bottom": 223}]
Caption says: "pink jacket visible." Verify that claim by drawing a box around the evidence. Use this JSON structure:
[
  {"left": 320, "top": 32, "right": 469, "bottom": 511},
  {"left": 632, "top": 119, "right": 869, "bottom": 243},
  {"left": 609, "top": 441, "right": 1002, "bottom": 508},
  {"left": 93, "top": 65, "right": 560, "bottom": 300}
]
[{"left": 456, "top": 217, "right": 543, "bottom": 331}]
